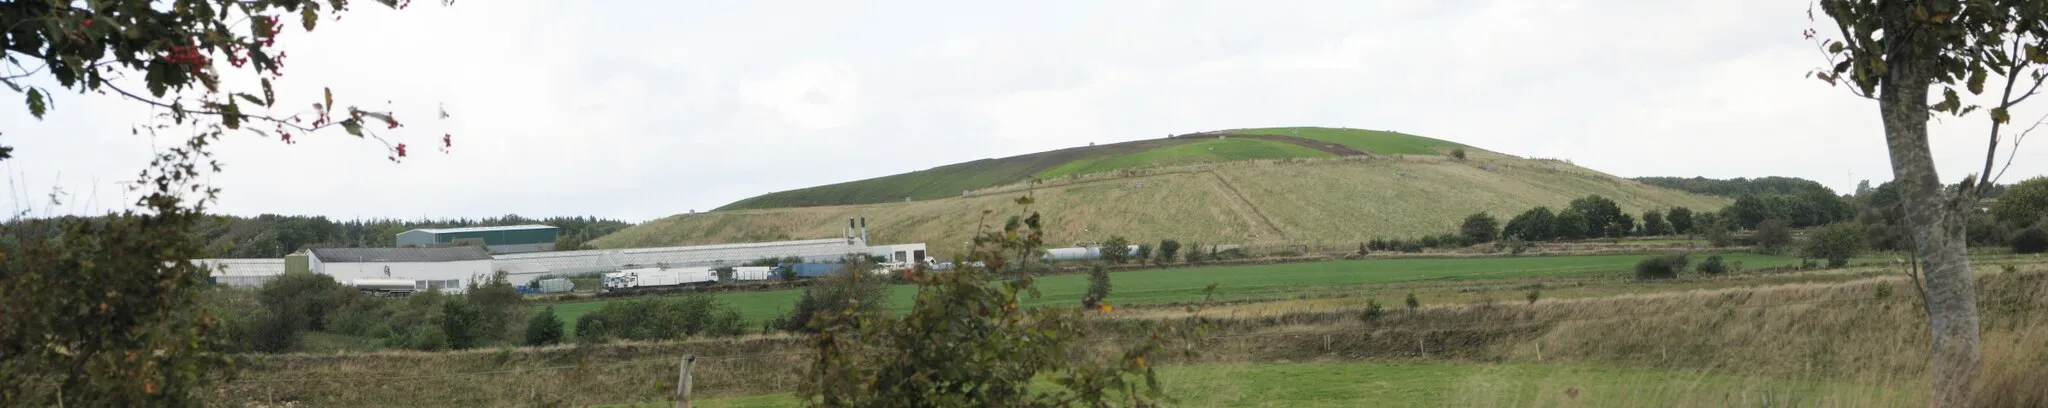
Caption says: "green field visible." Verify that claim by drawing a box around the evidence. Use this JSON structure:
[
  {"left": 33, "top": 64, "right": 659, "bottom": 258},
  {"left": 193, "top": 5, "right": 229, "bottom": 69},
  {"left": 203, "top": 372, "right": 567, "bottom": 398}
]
[
  {"left": 1229, "top": 127, "right": 1467, "bottom": 156},
  {"left": 1035, "top": 138, "right": 1334, "bottom": 180},
  {"left": 633, "top": 362, "right": 1905, "bottom": 408},
  {"left": 550, "top": 253, "right": 1800, "bottom": 334}
]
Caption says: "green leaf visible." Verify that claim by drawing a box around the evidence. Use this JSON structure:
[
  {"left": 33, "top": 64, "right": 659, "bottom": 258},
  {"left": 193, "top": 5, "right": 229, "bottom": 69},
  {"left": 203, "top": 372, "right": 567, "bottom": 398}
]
[
  {"left": 235, "top": 93, "right": 266, "bottom": 107},
  {"left": 302, "top": 8, "right": 319, "bottom": 31},
  {"left": 1968, "top": 65, "right": 1987, "bottom": 95},
  {"left": 1828, "top": 41, "right": 1844, "bottom": 54},
  {"left": 1935, "top": 87, "right": 1961, "bottom": 112},
  {"left": 1992, "top": 107, "right": 2011, "bottom": 124},
  {"left": 25, "top": 88, "right": 47, "bottom": 119},
  {"left": 341, "top": 119, "right": 364, "bottom": 137}
]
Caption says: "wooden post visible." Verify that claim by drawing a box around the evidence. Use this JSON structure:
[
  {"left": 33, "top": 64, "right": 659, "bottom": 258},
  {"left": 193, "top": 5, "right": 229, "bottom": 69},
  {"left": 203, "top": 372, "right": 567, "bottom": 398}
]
[{"left": 676, "top": 355, "right": 696, "bottom": 408}]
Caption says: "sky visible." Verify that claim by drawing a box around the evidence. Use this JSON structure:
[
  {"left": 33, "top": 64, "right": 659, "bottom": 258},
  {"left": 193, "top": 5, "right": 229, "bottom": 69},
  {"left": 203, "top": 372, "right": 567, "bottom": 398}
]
[{"left": 5, "top": 0, "right": 2047, "bottom": 222}]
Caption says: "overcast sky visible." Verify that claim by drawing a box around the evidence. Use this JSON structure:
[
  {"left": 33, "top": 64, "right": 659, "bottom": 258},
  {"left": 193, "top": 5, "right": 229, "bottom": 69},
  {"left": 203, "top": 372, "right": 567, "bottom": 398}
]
[{"left": 6, "top": 0, "right": 2047, "bottom": 222}]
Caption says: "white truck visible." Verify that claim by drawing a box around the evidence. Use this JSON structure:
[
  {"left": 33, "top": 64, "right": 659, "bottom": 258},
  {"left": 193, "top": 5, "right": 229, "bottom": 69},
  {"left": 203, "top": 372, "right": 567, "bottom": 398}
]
[
  {"left": 733, "top": 266, "right": 774, "bottom": 281},
  {"left": 601, "top": 267, "right": 718, "bottom": 292}
]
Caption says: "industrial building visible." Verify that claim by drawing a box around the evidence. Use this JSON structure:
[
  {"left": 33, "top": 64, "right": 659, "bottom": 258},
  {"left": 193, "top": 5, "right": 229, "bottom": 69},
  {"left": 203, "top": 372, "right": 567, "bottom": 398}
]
[
  {"left": 492, "top": 238, "right": 869, "bottom": 284},
  {"left": 395, "top": 225, "right": 558, "bottom": 254},
  {"left": 198, "top": 258, "right": 287, "bottom": 287},
  {"left": 307, "top": 247, "right": 496, "bottom": 293}
]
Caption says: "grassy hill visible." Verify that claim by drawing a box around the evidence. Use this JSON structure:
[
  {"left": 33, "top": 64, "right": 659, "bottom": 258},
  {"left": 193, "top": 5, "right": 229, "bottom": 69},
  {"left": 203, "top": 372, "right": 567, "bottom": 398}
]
[
  {"left": 715, "top": 127, "right": 1465, "bottom": 211},
  {"left": 594, "top": 150, "right": 1732, "bottom": 256}
]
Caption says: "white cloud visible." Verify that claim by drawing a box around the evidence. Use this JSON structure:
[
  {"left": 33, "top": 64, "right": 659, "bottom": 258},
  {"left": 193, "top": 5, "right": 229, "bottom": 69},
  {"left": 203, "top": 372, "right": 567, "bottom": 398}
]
[{"left": 5, "top": 0, "right": 2047, "bottom": 222}]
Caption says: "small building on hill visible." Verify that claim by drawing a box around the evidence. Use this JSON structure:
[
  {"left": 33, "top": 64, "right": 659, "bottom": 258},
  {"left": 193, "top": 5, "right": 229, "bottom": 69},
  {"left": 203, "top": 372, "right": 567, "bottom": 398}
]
[
  {"left": 395, "top": 225, "right": 558, "bottom": 254},
  {"left": 307, "top": 247, "right": 495, "bottom": 293}
]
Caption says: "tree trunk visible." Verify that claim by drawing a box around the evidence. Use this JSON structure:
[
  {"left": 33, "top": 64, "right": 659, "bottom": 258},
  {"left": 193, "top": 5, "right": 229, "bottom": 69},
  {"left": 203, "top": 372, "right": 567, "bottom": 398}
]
[{"left": 1877, "top": 38, "right": 1983, "bottom": 408}]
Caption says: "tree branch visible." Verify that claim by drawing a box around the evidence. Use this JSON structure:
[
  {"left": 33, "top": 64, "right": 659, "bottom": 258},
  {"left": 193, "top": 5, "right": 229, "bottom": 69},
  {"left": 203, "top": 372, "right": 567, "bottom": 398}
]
[
  {"left": 102, "top": 81, "right": 398, "bottom": 151},
  {"left": 1991, "top": 111, "right": 2047, "bottom": 186}
]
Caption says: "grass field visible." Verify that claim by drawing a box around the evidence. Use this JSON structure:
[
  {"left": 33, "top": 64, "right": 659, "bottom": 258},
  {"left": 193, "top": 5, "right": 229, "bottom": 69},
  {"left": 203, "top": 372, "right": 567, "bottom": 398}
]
[
  {"left": 594, "top": 154, "right": 1732, "bottom": 256},
  {"left": 1035, "top": 138, "right": 1334, "bottom": 180},
  {"left": 1228, "top": 127, "right": 1468, "bottom": 156},
  {"left": 549, "top": 253, "right": 1801, "bottom": 334},
  {"left": 642, "top": 362, "right": 1907, "bottom": 408}
]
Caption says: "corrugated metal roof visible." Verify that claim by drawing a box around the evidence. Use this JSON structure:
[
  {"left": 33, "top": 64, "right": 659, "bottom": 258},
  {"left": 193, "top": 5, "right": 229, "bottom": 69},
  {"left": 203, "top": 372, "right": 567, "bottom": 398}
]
[
  {"left": 407, "top": 224, "right": 559, "bottom": 235},
  {"left": 309, "top": 246, "right": 493, "bottom": 263},
  {"left": 195, "top": 258, "right": 287, "bottom": 277}
]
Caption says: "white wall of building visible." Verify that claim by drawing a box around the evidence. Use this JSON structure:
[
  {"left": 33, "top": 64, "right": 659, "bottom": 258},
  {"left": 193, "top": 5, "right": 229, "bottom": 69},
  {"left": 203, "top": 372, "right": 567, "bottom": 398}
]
[{"left": 309, "top": 257, "right": 494, "bottom": 294}]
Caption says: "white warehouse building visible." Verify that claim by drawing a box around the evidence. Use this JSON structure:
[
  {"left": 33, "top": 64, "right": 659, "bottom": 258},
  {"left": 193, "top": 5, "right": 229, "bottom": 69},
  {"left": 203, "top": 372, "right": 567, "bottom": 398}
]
[
  {"left": 492, "top": 238, "right": 871, "bottom": 284},
  {"left": 197, "top": 258, "right": 287, "bottom": 287},
  {"left": 307, "top": 247, "right": 495, "bottom": 293}
]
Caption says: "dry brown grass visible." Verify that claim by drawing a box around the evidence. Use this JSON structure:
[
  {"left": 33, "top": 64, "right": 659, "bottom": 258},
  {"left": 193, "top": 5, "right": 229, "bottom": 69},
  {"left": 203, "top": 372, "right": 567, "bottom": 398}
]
[{"left": 220, "top": 262, "right": 2048, "bottom": 407}]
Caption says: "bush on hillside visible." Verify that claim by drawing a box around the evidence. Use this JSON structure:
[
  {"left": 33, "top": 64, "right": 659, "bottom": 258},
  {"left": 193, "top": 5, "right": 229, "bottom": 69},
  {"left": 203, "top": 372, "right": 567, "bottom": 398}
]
[
  {"left": 1133, "top": 244, "right": 1153, "bottom": 263},
  {"left": 1553, "top": 209, "right": 1590, "bottom": 240},
  {"left": 1634, "top": 253, "right": 1690, "bottom": 280},
  {"left": 1157, "top": 240, "right": 1182, "bottom": 264},
  {"left": 1755, "top": 219, "right": 1794, "bottom": 255},
  {"left": 1450, "top": 148, "right": 1468, "bottom": 161},
  {"left": 2015, "top": 227, "right": 2048, "bottom": 255},
  {"left": 1099, "top": 236, "right": 1132, "bottom": 264},
  {"left": 1697, "top": 254, "right": 1728, "bottom": 275},
  {"left": 1800, "top": 222, "right": 1867, "bottom": 268},
  {"left": 1359, "top": 299, "right": 1386, "bottom": 322},
  {"left": 525, "top": 306, "right": 566, "bottom": 346}
]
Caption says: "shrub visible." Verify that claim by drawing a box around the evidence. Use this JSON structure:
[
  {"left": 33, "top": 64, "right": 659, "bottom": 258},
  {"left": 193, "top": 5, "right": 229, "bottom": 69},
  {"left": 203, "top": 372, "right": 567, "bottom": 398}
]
[
  {"left": 1461, "top": 212, "right": 1501, "bottom": 244},
  {"left": 1359, "top": 299, "right": 1385, "bottom": 322},
  {"left": 1642, "top": 210, "right": 1671, "bottom": 236},
  {"left": 524, "top": 306, "right": 566, "bottom": 346},
  {"left": 1634, "top": 253, "right": 1690, "bottom": 280},
  {"left": 1132, "top": 244, "right": 1153, "bottom": 263},
  {"left": 1704, "top": 216, "right": 1736, "bottom": 248},
  {"left": 1800, "top": 222, "right": 1867, "bottom": 268},
  {"left": 1504, "top": 207, "right": 1558, "bottom": 241},
  {"left": 1697, "top": 255, "right": 1728, "bottom": 275},
  {"left": 1405, "top": 293, "right": 1420, "bottom": 312},
  {"left": 578, "top": 294, "right": 746, "bottom": 340},
  {"left": 256, "top": 271, "right": 361, "bottom": 333},
  {"left": 1498, "top": 237, "right": 1532, "bottom": 256},
  {"left": 1083, "top": 265, "right": 1112, "bottom": 309},
  {"left": 1526, "top": 290, "right": 1541, "bottom": 304},
  {"left": 1397, "top": 241, "right": 1424, "bottom": 253},
  {"left": 1668, "top": 207, "right": 1695, "bottom": 236},
  {"left": 770, "top": 270, "right": 888, "bottom": 333},
  {"left": 1553, "top": 209, "right": 1590, "bottom": 240},
  {"left": 1099, "top": 236, "right": 1132, "bottom": 264},
  {"left": 1417, "top": 235, "right": 1440, "bottom": 249},
  {"left": 1450, "top": 147, "right": 1468, "bottom": 160},
  {"left": 1183, "top": 242, "right": 1207, "bottom": 263},
  {"left": 1755, "top": 219, "right": 1795, "bottom": 254},
  {"left": 2015, "top": 227, "right": 2048, "bottom": 255},
  {"left": 1158, "top": 239, "right": 1182, "bottom": 263}
]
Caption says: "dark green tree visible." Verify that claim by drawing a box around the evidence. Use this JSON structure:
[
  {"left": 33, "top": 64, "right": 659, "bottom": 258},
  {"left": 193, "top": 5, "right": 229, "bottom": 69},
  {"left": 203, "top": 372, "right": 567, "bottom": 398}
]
[
  {"left": 1083, "top": 265, "right": 1112, "bottom": 309},
  {"left": 1992, "top": 176, "right": 2048, "bottom": 227},
  {"left": 1098, "top": 236, "right": 1132, "bottom": 264},
  {"left": 1552, "top": 209, "right": 1590, "bottom": 241},
  {"left": 1801, "top": 222, "right": 1869, "bottom": 268},
  {"left": 1460, "top": 212, "right": 1501, "bottom": 244},
  {"left": 1755, "top": 219, "right": 1795, "bottom": 255},
  {"left": 524, "top": 306, "right": 566, "bottom": 346},
  {"left": 1568, "top": 195, "right": 1624, "bottom": 238},
  {"left": 2014, "top": 227, "right": 2048, "bottom": 255},
  {"left": 1642, "top": 210, "right": 1672, "bottom": 236},
  {"left": 1668, "top": 207, "right": 1696, "bottom": 236},
  {"left": 1504, "top": 207, "right": 1557, "bottom": 241},
  {"left": 1157, "top": 239, "right": 1182, "bottom": 264}
]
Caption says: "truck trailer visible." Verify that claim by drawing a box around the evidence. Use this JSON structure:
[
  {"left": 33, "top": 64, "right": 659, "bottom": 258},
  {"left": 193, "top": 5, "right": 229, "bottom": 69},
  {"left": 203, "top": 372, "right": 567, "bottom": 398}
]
[{"left": 601, "top": 267, "right": 717, "bottom": 292}]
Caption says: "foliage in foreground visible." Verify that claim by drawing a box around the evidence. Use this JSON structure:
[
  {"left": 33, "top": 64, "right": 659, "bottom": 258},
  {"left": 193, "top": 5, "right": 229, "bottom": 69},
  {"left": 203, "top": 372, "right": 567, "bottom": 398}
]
[
  {"left": 801, "top": 197, "right": 1203, "bottom": 406},
  {"left": 1634, "top": 254, "right": 1690, "bottom": 280},
  {"left": 573, "top": 294, "right": 745, "bottom": 342}
]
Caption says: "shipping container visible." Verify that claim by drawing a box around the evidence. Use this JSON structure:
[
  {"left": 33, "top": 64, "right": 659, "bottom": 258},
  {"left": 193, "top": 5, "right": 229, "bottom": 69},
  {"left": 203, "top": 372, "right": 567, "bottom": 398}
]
[{"left": 734, "top": 266, "right": 773, "bottom": 281}]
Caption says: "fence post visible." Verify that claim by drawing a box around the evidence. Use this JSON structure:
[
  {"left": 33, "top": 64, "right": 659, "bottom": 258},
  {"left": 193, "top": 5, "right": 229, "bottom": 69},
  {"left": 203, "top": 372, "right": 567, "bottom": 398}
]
[{"left": 676, "top": 355, "right": 696, "bottom": 408}]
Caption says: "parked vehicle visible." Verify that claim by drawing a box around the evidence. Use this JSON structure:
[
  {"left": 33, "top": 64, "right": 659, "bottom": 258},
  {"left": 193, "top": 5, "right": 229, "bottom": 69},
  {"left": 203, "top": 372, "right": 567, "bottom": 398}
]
[
  {"left": 733, "top": 266, "right": 773, "bottom": 281},
  {"left": 601, "top": 267, "right": 717, "bottom": 292},
  {"left": 351, "top": 278, "right": 418, "bottom": 297}
]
